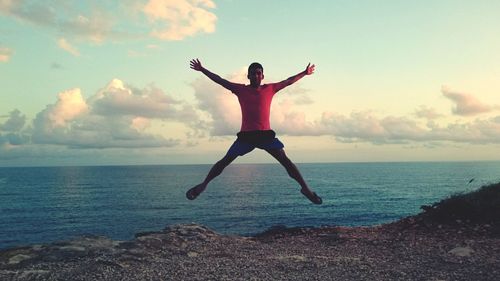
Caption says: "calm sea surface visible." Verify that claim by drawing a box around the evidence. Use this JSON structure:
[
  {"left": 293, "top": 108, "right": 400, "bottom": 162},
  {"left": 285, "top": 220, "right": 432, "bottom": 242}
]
[{"left": 1, "top": 162, "right": 499, "bottom": 249}]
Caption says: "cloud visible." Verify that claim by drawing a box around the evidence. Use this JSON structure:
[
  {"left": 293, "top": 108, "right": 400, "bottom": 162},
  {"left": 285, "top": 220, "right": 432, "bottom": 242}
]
[
  {"left": 414, "top": 105, "right": 444, "bottom": 119},
  {"left": 0, "top": 133, "right": 30, "bottom": 146},
  {"left": 33, "top": 114, "right": 179, "bottom": 149},
  {"left": 51, "top": 62, "right": 63, "bottom": 69},
  {"left": 90, "top": 79, "right": 198, "bottom": 121},
  {"left": 321, "top": 111, "right": 500, "bottom": 145},
  {"left": 320, "top": 111, "right": 429, "bottom": 144},
  {"left": 4, "top": 76, "right": 500, "bottom": 164},
  {"left": 143, "top": 0, "right": 217, "bottom": 40},
  {"left": 27, "top": 79, "right": 198, "bottom": 149},
  {"left": 57, "top": 38, "right": 80, "bottom": 56},
  {"left": 278, "top": 83, "right": 314, "bottom": 105},
  {"left": 61, "top": 11, "right": 115, "bottom": 44},
  {"left": 428, "top": 116, "right": 500, "bottom": 144},
  {"left": 442, "top": 86, "right": 493, "bottom": 116},
  {"left": 191, "top": 72, "right": 418, "bottom": 140},
  {"left": 0, "top": 0, "right": 16, "bottom": 13},
  {"left": 147, "top": 44, "right": 161, "bottom": 49},
  {"left": 128, "top": 50, "right": 146, "bottom": 58},
  {"left": 40, "top": 88, "right": 89, "bottom": 128},
  {"left": 191, "top": 71, "right": 247, "bottom": 136},
  {"left": 1, "top": 1, "right": 219, "bottom": 44},
  {"left": 0, "top": 109, "right": 26, "bottom": 132},
  {"left": 270, "top": 99, "right": 321, "bottom": 135},
  {"left": 0, "top": 109, "right": 29, "bottom": 147},
  {"left": 190, "top": 74, "right": 500, "bottom": 145},
  {"left": 0, "top": 47, "right": 13, "bottom": 62},
  {"left": 1, "top": 1, "right": 115, "bottom": 43}
]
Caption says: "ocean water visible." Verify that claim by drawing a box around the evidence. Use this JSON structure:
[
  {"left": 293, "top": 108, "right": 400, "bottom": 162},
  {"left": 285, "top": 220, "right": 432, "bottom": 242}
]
[{"left": 1, "top": 162, "right": 499, "bottom": 250}]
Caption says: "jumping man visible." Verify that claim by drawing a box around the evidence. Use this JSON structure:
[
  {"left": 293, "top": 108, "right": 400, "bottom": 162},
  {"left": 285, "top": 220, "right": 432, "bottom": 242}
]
[{"left": 186, "top": 59, "right": 322, "bottom": 204}]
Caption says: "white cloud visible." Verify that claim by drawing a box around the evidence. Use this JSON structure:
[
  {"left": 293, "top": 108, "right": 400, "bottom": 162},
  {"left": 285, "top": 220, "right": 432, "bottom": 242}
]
[
  {"left": 91, "top": 79, "right": 198, "bottom": 120},
  {"left": 143, "top": 0, "right": 217, "bottom": 40},
  {"left": 46, "top": 88, "right": 89, "bottom": 128},
  {"left": 320, "top": 111, "right": 389, "bottom": 142},
  {"left": 270, "top": 98, "right": 321, "bottom": 135},
  {"left": 0, "top": 47, "right": 13, "bottom": 62},
  {"left": 57, "top": 38, "right": 80, "bottom": 56},
  {"left": 191, "top": 77, "right": 241, "bottom": 135},
  {"left": 28, "top": 79, "right": 198, "bottom": 149},
  {"left": 442, "top": 86, "right": 493, "bottom": 116}
]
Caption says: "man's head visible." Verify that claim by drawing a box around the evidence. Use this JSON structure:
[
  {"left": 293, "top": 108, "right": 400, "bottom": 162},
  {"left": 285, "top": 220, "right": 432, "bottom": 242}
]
[{"left": 248, "top": 62, "right": 264, "bottom": 87}]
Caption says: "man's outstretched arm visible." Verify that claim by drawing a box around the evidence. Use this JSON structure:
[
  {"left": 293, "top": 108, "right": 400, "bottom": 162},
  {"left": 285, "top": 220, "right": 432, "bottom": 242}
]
[
  {"left": 274, "top": 63, "right": 315, "bottom": 92},
  {"left": 190, "top": 59, "right": 235, "bottom": 91}
]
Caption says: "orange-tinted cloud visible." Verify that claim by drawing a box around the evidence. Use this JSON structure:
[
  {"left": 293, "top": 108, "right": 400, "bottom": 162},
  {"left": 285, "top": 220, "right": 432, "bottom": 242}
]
[
  {"left": 0, "top": 47, "right": 13, "bottom": 62},
  {"left": 1, "top": 0, "right": 217, "bottom": 44},
  {"left": 143, "top": 0, "right": 217, "bottom": 40},
  {"left": 442, "top": 86, "right": 493, "bottom": 116},
  {"left": 57, "top": 38, "right": 81, "bottom": 56}
]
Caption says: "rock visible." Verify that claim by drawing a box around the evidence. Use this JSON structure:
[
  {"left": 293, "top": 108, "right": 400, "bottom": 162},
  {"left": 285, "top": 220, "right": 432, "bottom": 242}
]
[
  {"left": 275, "top": 255, "right": 307, "bottom": 262},
  {"left": 448, "top": 246, "right": 474, "bottom": 257},
  {"left": 187, "top": 251, "right": 199, "bottom": 258},
  {"left": 59, "top": 245, "right": 86, "bottom": 252},
  {"left": 136, "top": 236, "right": 164, "bottom": 249},
  {"left": 18, "top": 270, "right": 50, "bottom": 279},
  {"left": 1, "top": 223, "right": 498, "bottom": 281},
  {"left": 164, "top": 224, "right": 217, "bottom": 240},
  {"left": 8, "top": 254, "right": 33, "bottom": 265}
]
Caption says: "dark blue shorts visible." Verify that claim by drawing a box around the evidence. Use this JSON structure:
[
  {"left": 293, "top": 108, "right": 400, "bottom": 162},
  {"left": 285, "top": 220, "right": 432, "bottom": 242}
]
[{"left": 226, "top": 130, "right": 284, "bottom": 156}]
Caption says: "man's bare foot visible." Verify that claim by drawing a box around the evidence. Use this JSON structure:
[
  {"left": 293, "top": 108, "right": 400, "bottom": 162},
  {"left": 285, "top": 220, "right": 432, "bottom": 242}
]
[
  {"left": 186, "top": 184, "right": 205, "bottom": 200},
  {"left": 300, "top": 188, "right": 323, "bottom": 205}
]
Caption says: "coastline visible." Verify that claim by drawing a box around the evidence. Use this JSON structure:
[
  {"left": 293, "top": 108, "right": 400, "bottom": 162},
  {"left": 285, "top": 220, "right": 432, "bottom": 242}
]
[
  {"left": 1, "top": 219, "right": 498, "bottom": 281},
  {"left": 2, "top": 182, "right": 499, "bottom": 280}
]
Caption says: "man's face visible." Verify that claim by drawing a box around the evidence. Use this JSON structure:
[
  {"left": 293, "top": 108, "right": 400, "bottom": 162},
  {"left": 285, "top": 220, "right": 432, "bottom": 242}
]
[{"left": 248, "top": 68, "right": 264, "bottom": 86}]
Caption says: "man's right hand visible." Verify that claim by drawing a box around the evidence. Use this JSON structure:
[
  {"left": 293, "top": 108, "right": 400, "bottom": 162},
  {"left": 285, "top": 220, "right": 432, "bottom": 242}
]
[{"left": 190, "top": 59, "right": 203, "bottom": 71}]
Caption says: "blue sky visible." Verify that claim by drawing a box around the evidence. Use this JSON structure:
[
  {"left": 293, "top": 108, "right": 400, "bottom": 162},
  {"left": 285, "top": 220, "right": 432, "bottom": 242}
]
[{"left": 1, "top": 0, "right": 500, "bottom": 166}]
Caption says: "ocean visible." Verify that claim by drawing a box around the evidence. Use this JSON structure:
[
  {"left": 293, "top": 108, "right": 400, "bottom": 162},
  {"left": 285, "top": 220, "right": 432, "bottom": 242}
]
[{"left": 1, "top": 161, "right": 499, "bottom": 250}]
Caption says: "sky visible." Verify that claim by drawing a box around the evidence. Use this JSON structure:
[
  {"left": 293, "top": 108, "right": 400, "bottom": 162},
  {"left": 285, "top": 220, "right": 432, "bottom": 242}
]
[{"left": 1, "top": 0, "right": 500, "bottom": 167}]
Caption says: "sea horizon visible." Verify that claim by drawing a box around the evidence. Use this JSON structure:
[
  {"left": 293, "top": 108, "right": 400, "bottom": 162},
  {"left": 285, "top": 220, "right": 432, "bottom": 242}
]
[{"left": 2, "top": 159, "right": 499, "bottom": 169}]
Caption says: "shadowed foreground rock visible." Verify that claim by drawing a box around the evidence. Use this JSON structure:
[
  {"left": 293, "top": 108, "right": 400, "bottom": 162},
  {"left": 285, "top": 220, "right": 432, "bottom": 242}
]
[{"left": 1, "top": 221, "right": 499, "bottom": 281}]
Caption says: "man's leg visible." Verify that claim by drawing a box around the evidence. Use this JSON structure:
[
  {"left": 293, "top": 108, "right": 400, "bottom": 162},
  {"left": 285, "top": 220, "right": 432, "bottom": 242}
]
[
  {"left": 266, "top": 148, "right": 322, "bottom": 204},
  {"left": 186, "top": 153, "right": 238, "bottom": 200}
]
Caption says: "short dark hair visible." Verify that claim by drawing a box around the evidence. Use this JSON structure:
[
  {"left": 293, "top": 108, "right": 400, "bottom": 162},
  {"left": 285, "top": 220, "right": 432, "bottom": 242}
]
[{"left": 248, "top": 62, "right": 263, "bottom": 74}]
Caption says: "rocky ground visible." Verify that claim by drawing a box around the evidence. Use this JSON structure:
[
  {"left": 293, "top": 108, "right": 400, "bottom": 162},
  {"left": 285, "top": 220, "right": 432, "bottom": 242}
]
[{"left": 1, "top": 218, "right": 499, "bottom": 281}]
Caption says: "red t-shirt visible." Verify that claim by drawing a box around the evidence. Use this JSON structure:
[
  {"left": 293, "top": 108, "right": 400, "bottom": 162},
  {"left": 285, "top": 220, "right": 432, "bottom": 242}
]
[{"left": 229, "top": 82, "right": 287, "bottom": 132}]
